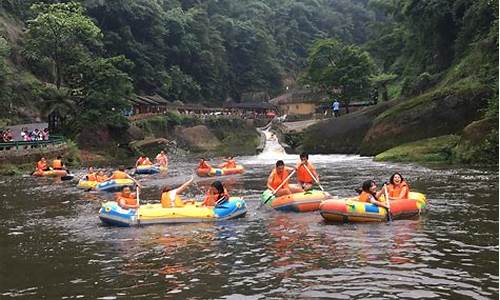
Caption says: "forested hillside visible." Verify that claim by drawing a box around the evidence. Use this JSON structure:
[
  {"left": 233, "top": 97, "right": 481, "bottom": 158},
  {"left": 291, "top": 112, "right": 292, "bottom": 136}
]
[
  {"left": 0, "top": 0, "right": 497, "bottom": 163},
  {"left": 0, "top": 0, "right": 377, "bottom": 124}
]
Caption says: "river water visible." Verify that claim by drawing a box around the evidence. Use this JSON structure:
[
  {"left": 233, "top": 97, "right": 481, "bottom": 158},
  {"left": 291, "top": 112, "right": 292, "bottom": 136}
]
[{"left": 0, "top": 131, "right": 498, "bottom": 299}]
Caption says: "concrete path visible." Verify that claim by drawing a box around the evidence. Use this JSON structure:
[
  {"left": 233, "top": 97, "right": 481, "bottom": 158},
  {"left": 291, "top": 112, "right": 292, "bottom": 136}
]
[{"left": 281, "top": 119, "right": 321, "bottom": 133}]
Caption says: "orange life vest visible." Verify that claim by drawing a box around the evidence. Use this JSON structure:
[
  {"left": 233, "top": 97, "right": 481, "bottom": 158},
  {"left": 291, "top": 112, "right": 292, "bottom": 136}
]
[
  {"left": 225, "top": 160, "right": 237, "bottom": 169},
  {"left": 37, "top": 161, "right": 48, "bottom": 171},
  {"left": 52, "top": 159, "right": 63, "bottom": 169},
  {"left": 203, "top": 189, "right": 229, "bottom": 206},
  {"left": 86, "top": 173, "right": 97, "bottom": 181},
  {"left": 297, "top": 162, "right": 314, "bottom": 183},
  {"left": 96, "top": 175, "right": 108, "bottom": 182},
  {"left": 199, "top": 161, "right": 211, "bottom": 170},
  {"left": 141, "top": 158, "right": 153, "bottom": 166},
  {"left": 116, "top": 192, "right": 138, "bottom": 208},
  {"left": 270, "top": 168, "right": 289, "bottom": 190},
  {"left": 110, "top": 170, "right": 129, "bottom": 180},
  {"left": 358, "top": 191, "right": 374, "bottom": 203},
  {"left": 161, "top": 191, "right": 184, "bottom": 208},
  {"left": 388, "top": 182, "right": 410, "bottom": 199}
]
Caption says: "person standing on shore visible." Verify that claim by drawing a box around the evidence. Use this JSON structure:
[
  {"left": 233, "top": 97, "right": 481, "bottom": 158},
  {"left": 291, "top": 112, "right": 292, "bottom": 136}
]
[{"left": 332, "top": 99, "right": 340, "bottom": 117}]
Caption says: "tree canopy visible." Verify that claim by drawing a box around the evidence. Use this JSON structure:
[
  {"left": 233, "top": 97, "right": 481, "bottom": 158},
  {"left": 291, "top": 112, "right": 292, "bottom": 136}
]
[{"left": 306, "top": 38, "right": 375, "bottom": 110}]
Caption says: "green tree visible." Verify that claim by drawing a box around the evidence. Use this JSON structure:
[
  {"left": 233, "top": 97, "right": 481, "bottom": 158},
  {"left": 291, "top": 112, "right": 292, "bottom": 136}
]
[
  {"left": 307, "top": 38, "right": 375, "bottom": 112},
  {"left": 24, "top": 2, "right": 102, "bottom": 89},
  {"left": 71, "top": 56, "right": 133, "bottom": 130},
  {"left": 369, "top": 73, "right": 397, "bottom": 102},
  {"left": 0, "top": 36, "right": 9, "bottom": 82}
]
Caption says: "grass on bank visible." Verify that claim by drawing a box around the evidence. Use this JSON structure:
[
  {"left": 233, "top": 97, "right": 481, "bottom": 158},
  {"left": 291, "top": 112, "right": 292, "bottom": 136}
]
[{"left": 374, "top": 135, "right": 460, "bottom": 163}]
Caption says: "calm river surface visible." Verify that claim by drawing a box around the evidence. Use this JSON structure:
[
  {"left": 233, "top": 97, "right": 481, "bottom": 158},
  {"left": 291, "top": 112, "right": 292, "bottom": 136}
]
[{"left": 1, "top": 135, "right": 498, "bottom": 299}]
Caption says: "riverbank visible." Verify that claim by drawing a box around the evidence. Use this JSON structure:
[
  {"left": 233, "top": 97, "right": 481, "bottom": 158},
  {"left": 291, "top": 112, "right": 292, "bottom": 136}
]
[
  {"left": 272, "top": 86, "right": 497, "bottom": 165},
  {"left": 0, "top": 113, "right": 267, "bottom": 176}
]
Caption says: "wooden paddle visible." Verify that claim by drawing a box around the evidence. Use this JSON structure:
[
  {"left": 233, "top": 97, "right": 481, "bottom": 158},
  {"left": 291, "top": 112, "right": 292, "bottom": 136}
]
[
  {"left": 383, "top": 183, "right": 392, "bottom": 222},
  {"left": 303, "top": 163, "right": 324, "bottom": 191}
]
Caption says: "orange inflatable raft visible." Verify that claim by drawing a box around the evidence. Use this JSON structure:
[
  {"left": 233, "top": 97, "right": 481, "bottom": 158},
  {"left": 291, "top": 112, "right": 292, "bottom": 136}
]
[
  {"left": 319, "top": 192, "right": 427, "bottom": 222},
  {"left": 260, "top": 189, "right": 333, "bottom": 212},
  {"left": 32, "top": 169, "right": 68, "bottom": 177}
]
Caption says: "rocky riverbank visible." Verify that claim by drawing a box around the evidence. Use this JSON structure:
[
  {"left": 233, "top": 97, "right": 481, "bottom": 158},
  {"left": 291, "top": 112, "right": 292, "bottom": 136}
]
[{"left": 273, "top": 82, "right": 497, "bottom": 165}]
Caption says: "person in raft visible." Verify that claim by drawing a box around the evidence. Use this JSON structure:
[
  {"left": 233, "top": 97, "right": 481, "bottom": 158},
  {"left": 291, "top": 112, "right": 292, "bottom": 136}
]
[
  {"left": 155, "top": 150, "right": 168, "bottom": 168},
  {"left": 218, "top": 156, "right": 237, "bottom": 169},
  {"left": 198, "top": 158, "right": 212, "bottom": 170},
  {"left": 358, "top": 180, "right": 389, "bottom": 209},
  {"left": 85, "top": 167, "right": 97, "bottom": 181},
  {"left": 96, "top": 170, "right": 108, "bottom": 182},
  {"left": 51, "top": 156, "right": 66, "bottom": 170},
  {"left": 116, "top": 186, "right": 140, "bottom": 210},
  {"left": 377, "top": 172, "right": 410, "bottom": 200},
  {"left": 160, "top": 176, "right": 196, "bottom": 208},
  {"left": 296, "top": 152, "right": 320, "bottom": 191},
  {"left": 107, "top": 166, "right": 138, "bottom": 183},
  {"left": 36, "top": 157, "right": 50, "bottom": 172},
  {"left": 203, "top": 180, "right": 229, "bottom": 207},
  {"left": 136, "top": 155, "right": 153, "bottom": 167},
  {"left": 267, "top": 160, "right": 303, "bottom": 196}
]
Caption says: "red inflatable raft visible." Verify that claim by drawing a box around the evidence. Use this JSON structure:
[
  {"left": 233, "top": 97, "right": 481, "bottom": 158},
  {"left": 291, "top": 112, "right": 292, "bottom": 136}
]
[{"left": 319, "top": 192, "right": 427, "bottom": 222}]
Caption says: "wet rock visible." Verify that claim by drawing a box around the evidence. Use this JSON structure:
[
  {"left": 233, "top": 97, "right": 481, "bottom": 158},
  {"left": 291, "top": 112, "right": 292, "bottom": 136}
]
[{"left": 176, "top": 125, "right": 221, "bottom": 151}]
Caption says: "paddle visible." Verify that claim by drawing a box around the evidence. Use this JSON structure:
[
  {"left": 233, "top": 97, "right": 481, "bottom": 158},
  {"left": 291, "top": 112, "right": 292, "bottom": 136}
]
[
  {"left": 383, "top": 183, "right": 392, "bottom": 222},
  {"left": 61, "top": 173, "right": 75, "bottom": 181},
  {"left": 303, "top": 164, "right": 324, "bottom": 191},
  {"left": 136, "top": 185, "right": 140, "bottom": 207},
  {"left": 259, "top": 169, "right": 296, "bottom": 208}
]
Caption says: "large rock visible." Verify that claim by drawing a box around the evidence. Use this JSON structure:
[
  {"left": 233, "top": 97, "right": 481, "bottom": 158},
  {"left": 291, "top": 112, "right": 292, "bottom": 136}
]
[
  {"left": 127, "top": 124, "right": 145, "bottom": 140},
  {"left": 129, "top": 138, "right": 175, "bottom": 157},
  {"left": 454, "top": 118, "right": 498, "bottom": 163},
  {"left": 177, "top": 125, "right": 221, "bottom": 151},
  {"left": 300, "top": 102, "right": 392, "bottom": 153},
  {"left": 360, "top": 83, "right": 491, "bottom": 155}
]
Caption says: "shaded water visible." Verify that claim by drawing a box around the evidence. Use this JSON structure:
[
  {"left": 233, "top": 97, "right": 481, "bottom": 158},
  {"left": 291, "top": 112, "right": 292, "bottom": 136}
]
[{"left": 0, "top": 133, "right": 498, "bottom": 299}]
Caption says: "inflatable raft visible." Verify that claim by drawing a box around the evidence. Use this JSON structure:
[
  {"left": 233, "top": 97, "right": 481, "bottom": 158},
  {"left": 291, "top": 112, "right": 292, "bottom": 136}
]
[
  {"left": 260, "top": 189, "right": 333, "bottom": 212},
  {"left": 99, "top": 197, "right": 247, "bottom": 226},
  {"left": 95, "top": 179, "right": 135, "bottom": 193},
  {"left": 77, "top": 178, "right": 99, "bottom": 189},
  {"left": 319, "top": 192, "right": 427, "bottom": 223},
  {"left": 197, "top": 165, "right": 245, "bottom": 177},
  {"left": 135, "top": 165, "right": 161, "bottom": 175},
  {"left": 32, "top": 169, "right": 68, "bottom": 177}
]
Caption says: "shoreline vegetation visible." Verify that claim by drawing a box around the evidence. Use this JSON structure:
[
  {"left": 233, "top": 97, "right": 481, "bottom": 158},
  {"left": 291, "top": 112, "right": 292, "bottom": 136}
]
[{"left": 0, "top": 1, "right": 497, "bottom": 173}]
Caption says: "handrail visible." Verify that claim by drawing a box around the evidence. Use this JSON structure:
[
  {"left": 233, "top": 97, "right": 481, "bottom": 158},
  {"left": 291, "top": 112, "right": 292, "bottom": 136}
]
[{"left": 0, "top": 135, "right": 66, "bottom": 151}]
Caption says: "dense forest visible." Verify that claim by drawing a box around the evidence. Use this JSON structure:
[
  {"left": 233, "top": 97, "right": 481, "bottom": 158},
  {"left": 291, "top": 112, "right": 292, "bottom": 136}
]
[{"left": 0, "top": 0, "right": 497, "bottom": 161}]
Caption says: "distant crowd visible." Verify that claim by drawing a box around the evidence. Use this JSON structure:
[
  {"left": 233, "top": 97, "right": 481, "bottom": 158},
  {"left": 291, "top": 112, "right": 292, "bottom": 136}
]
[{"left": 0, "top": 127, "right": 49, "bottom": 143}]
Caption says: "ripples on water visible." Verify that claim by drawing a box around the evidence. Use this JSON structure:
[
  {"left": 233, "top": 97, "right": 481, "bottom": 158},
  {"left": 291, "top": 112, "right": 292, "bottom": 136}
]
[{"left": 0, "top": 136, "right": 498, "bottom": 299}]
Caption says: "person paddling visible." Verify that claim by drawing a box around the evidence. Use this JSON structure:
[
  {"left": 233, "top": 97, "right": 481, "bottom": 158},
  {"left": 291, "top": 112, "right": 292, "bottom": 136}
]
[
  {"left": 358, "top": 180, "right": 389, "bottom": 209},
  {"left": 218, "top": 156, "right": 237, "bottom": 169},
  {"left": 296, "top": 152, "right": 320, "bottom": 191},
  {"left": 116, "top": 186, "right": 140, "bottom": 209},
  {"left": 203, "top": 180, "right": 229, "bottom": 207},
  {"left": 36, "top": 157, "right": 49, "bottom": 172},
  {"left": 381, "top": 172, "right": 410, "bottom": 200},
  {"left": 267, "top": 160, "right": 302, "bottom": 196},
  {"left": 198, "top": 158, "right": 212, "bottom": 170},
  {"left": 52, "top": 156, "right": 65, "bottom": 170}
]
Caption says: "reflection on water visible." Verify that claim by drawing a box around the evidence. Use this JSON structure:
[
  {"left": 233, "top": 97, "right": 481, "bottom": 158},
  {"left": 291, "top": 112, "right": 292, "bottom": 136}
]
[{"left": 0, "top": 133, "right": 498, "bottom": 298}]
